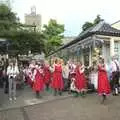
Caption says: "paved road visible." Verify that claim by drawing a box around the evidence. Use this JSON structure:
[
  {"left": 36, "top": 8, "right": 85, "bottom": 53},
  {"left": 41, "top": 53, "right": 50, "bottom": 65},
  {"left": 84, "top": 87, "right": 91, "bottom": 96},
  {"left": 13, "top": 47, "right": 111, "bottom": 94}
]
[{"left": 0, "top": 94, "right": 120, "bottom": 120}]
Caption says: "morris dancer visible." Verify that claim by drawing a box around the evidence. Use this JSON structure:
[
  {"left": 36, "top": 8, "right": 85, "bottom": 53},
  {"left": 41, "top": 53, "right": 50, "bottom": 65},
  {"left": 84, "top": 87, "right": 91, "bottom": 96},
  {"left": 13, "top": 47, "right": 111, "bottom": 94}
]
[
  {"left": 68, "top": 60, "right": 76, "bottom": 93},
  {"left": 90, "top": 61, "right": 98, "bottom": 91},
  {"left": 51, "top": 58, "right": 64, "bottom": 96},
  {"left": 27, "top": 63, "right": 35, "bottom": 88},
  {"left": 98, "top": 57, "right": 111, "bottom": 103},
  {"left": 75, "top": 61, "right": 86, "bottom": 97},
  {"left": 32, "top": 62, "right": 44, "bottom": 98},
  {"left": 44, "top": 61, "right": 51, "bottom": 91}
]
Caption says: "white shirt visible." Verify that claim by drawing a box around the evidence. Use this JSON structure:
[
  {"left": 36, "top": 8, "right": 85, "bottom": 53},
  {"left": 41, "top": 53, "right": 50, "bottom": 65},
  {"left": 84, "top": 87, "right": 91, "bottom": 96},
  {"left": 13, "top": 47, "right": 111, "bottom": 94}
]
[
  {"left": 110, "top": 60, "right": 120, "bottom": 72},
  {"left": 7, "top": 65, "right": 19, "bottom": 78},
  {"left": 62, "top": 65, "right": 70, "bottom": 79},
  {"left": 31, "top": 69, "right": 37, "bottom": 81},
  {"left": 69, "top": 64, "right": 76, "bottom": 74}
]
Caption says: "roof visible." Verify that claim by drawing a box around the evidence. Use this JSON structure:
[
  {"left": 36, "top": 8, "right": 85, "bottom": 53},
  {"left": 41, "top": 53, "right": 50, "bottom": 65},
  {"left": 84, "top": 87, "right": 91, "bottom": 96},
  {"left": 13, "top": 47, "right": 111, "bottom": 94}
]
[
  {"left": 62, "top": 36, "right": 76, "bottom": 45},
  {"left": 63, "top": 21, "right": 120, "bottom": 47},
  {"left": 0, "top": 38, "right": 8, "bottom": 45},
  {"left": 91, "top": 21, "right": 120, "bottom": 36},
  {"left": 0, "top": 38, "right": 7, "bottom": 42},
  {"left": 48, "top": 21, "right": 120, "bottom": 56},
  {"left": 111, "top": 20, "right": 120, "bottom": 26}
]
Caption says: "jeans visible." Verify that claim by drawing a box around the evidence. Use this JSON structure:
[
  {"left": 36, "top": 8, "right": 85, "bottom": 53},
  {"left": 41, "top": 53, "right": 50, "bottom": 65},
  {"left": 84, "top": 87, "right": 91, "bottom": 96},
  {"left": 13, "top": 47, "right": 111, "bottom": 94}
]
[{"left": 8, "top": 77, "right": 16, "bottom": 98}]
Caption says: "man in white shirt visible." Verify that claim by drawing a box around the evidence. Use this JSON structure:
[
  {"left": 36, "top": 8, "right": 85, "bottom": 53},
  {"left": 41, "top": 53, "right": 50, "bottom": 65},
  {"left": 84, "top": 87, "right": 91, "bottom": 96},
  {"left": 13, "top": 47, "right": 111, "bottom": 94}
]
[
  {"left": 7, "top": 61, "right": 19, "bottom": 101},
  {"left": 110, "top": 56, "right": 120, "bottom": 95}
]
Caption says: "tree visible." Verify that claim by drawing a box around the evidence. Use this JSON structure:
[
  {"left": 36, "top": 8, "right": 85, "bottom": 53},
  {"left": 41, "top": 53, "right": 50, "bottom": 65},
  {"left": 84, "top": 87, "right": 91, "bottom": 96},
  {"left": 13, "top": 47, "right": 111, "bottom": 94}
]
[
  {"left": 0, "top": 4, "right": 45, "bottom": 55},
  {"left": 82, "top": 22, "right": 93, "bottom": 31},
  {"left": 0, "top": 4, "right": 19, "bottom": 36},
  {"left": 82, "top": 15, "right": 103, "bottom": 31},
  {"left": 10, "top": 30, "right": 45, "bottom": 54},
  {"left": 94, "top": 15, "right": 103, "bottom": 25},
  {"left": 42, "top": 19, "right": 64, "bottom": 56}
]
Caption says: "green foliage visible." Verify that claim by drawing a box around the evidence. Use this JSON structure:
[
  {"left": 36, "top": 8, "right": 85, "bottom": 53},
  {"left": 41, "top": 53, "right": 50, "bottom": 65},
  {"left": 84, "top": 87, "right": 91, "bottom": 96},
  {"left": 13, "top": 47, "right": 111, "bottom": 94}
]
[
  {"left": 11, "top": 30, "right": 45, "bottom": 54},
  {"left": 82, "top": 22, "right": 93, "bottom": 31},
  {"left": 93, "top": 15, "right": 102, "bottom": 25},
  {"left": 0, "top": 5, "right": 64, "bottom": 56},
  {"left": 82, "top": 15, "right": 103, "bottom": 31},
  {"left": 0, "top": 4, "right": 19, "bottom": 33},
  {"left": 42, "top": 19, "right": 64, "bottom": 56},
  {"left": 0, "top": 4, "right": 44, "bottom": 55}
]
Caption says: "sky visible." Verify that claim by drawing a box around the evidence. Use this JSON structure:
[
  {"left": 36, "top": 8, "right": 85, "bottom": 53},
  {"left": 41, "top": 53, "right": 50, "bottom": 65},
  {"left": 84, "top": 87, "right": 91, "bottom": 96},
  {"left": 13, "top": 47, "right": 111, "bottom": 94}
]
[{"left": 11, "top": 0, "right": 120, "bottom": 36}]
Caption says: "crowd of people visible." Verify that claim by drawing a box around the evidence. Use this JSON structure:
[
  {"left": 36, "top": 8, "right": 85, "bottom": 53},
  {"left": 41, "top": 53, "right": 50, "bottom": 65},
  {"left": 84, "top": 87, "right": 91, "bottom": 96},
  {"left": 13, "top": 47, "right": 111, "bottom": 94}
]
[{"left": 0, "top": 55, "right": 120, "bottom": 104}]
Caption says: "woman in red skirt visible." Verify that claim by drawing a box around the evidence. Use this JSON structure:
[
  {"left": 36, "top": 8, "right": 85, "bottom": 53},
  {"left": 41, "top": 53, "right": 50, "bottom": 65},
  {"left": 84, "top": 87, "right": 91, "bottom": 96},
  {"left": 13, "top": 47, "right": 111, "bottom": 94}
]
[
  {"left": 44, "top": 61, "right": 51, "bottom": 91},
  {"left": 98, "top": 58, "right": 111, "bottom": 103},
  {"left": 51, "top": 58, "right": 64, "bottom": 96},
  {"left": 24, "top": 65, "right": 33, "bottom": 88},
  {"left": 32, "top": 63, "right": 44, "bottom": 98},
  {"left": 75, "top": 61, "right": 86, "bottom": 96}
]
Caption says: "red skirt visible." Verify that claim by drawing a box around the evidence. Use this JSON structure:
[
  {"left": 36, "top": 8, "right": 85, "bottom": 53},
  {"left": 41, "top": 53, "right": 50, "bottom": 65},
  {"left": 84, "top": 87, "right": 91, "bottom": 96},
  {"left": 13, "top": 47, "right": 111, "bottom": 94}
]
[
  {"left": 44, "top": 71, "right": 51, "bottom": 84},
  {"left": 33, "top": 73, "right": 44, "bottom": 92},
  {"left": 98, "top": 71, "right": 111, "bottom": 95},
  {"left": 51, "top": 72, "right": 64, "bottom": 90},
  {"left": 75, "top": 73, "right": 86, "bottom": 90}
]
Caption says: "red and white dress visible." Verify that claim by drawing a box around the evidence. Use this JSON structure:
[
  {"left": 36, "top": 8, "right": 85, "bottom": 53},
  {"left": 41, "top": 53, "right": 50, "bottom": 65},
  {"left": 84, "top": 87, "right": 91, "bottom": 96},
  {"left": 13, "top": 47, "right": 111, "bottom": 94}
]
[
  {"left": 75, "top": 65, "right": 86, "bottom": 91},
  {"left": 44, "top": 65, "right": 51, "bottom": 85},
  {"left": 51, "top": 64, "right": 64, "bottom": 90},
  {"left": 69, "top": 64, "right": 76, "bottom": 79},
  {"left": 23, "top": 68, "right": 33, "bottom": 87},
  {"left": 32, "top": 67, "right": 44, "bottom": 92},
  {"left": 98, "top": 64, "right": 111, "bottom": 95}
]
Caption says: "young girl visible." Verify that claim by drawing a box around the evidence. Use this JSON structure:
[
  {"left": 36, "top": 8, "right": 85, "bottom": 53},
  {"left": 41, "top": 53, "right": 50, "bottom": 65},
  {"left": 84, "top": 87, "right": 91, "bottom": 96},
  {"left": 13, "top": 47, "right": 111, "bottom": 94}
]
[
  {"left": 75, "top": 61, "right": 86, "bottom": 96},
  {"left": 98, "top": 57, "right": 111, "bottom": 103},
  {"left": 32, "top": 62, "right": 44, "bottom": 98},
  {"left": 51, "top": 58, "right": 64, "bottom": 96},
  {"left": 44, "top": 61, "right": 51, "bottom": 91}
]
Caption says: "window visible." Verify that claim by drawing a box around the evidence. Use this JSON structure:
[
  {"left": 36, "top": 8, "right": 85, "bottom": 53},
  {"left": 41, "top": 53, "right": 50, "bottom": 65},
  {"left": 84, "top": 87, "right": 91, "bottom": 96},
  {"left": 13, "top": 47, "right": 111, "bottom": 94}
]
[{"left": 114, "top": 42, "right": 119, "bottom": 54}]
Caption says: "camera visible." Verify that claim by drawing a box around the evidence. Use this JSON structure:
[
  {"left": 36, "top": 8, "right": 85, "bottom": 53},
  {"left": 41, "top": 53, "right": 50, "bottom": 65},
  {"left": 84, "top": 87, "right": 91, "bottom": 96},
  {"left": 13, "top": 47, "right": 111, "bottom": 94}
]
[{"left": 10, "top": 76, "right": 13, "bottom": 79}]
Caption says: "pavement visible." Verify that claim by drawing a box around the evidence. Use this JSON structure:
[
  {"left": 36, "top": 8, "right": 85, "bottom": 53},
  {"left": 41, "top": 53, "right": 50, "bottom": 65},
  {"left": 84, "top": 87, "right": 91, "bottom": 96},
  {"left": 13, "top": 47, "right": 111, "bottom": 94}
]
[
  {"left": 0, "top": 86, "right": 71, "bottom": 111},
  {"left": 0, "top": 87, "right": 120, "bottom": 120}
]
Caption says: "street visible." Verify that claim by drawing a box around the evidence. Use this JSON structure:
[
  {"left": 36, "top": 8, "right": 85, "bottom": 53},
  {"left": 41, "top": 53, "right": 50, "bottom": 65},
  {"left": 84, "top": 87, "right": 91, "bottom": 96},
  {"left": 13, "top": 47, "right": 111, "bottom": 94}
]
[{"left": 0, "top": 89, "right": 120, "bottom": 120}]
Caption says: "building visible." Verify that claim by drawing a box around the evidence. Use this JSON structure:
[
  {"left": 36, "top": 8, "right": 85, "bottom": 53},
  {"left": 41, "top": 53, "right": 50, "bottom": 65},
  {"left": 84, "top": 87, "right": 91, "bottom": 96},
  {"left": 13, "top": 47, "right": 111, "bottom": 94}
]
[
  {"left": 49, "top": 21, "right": 120, "bottom": 66},
  {"left": 25, "top": 6, "right": 42, "bottom": 32},
  {"left": 0, "top": 0, "right": 11, "bottom": 8},
  {"left": 111, "top": 20, "right": 120, "bottom": 30}
]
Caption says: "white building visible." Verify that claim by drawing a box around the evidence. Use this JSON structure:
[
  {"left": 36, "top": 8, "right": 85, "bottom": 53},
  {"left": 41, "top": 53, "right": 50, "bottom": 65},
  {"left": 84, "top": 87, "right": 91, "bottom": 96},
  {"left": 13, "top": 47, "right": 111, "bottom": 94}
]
[
  {"left": 25, "top": 6, "right": 42, "bottom": 32},
  {"left": 49, "top": 21, "right": 120, "bottom": 65},
  {"left": 0, "top": 0, "right": 11, "bottom": 8}
]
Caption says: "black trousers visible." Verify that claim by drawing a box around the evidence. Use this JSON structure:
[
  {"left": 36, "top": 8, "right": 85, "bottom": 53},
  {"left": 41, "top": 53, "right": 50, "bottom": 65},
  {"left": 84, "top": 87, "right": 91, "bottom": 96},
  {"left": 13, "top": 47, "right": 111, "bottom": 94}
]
[
  {"left": 4, "top": 76, "right": 9, "bottom": 94},
  {"left": 111, "top": 72, "right": 119, "bottom": 90}
]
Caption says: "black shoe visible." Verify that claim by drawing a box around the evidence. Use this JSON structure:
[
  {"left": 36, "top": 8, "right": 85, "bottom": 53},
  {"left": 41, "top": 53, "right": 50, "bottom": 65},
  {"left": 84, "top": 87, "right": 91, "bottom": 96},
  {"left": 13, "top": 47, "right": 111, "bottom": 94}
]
[
  {"left": 59, "top": 91, "right": 62, "bottom": 96},
  {"left": 4, "top": 89, "right": 8, "bottom": 94},
  {"left": 36, "top": 92, "right": 40, "bottom": 98},
  {"left": 101, "top": 94, "right": 106, "bottom": 104},
  {"left": 54, "top": 90, "right": 57, "bottom": 96}
]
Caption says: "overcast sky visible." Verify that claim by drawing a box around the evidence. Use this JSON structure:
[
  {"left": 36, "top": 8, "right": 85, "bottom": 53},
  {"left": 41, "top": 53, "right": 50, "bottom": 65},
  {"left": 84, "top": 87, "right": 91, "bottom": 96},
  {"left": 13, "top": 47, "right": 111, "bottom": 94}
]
[{"left": 12, "top": 0, "right": 120, "bottom": 36}]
